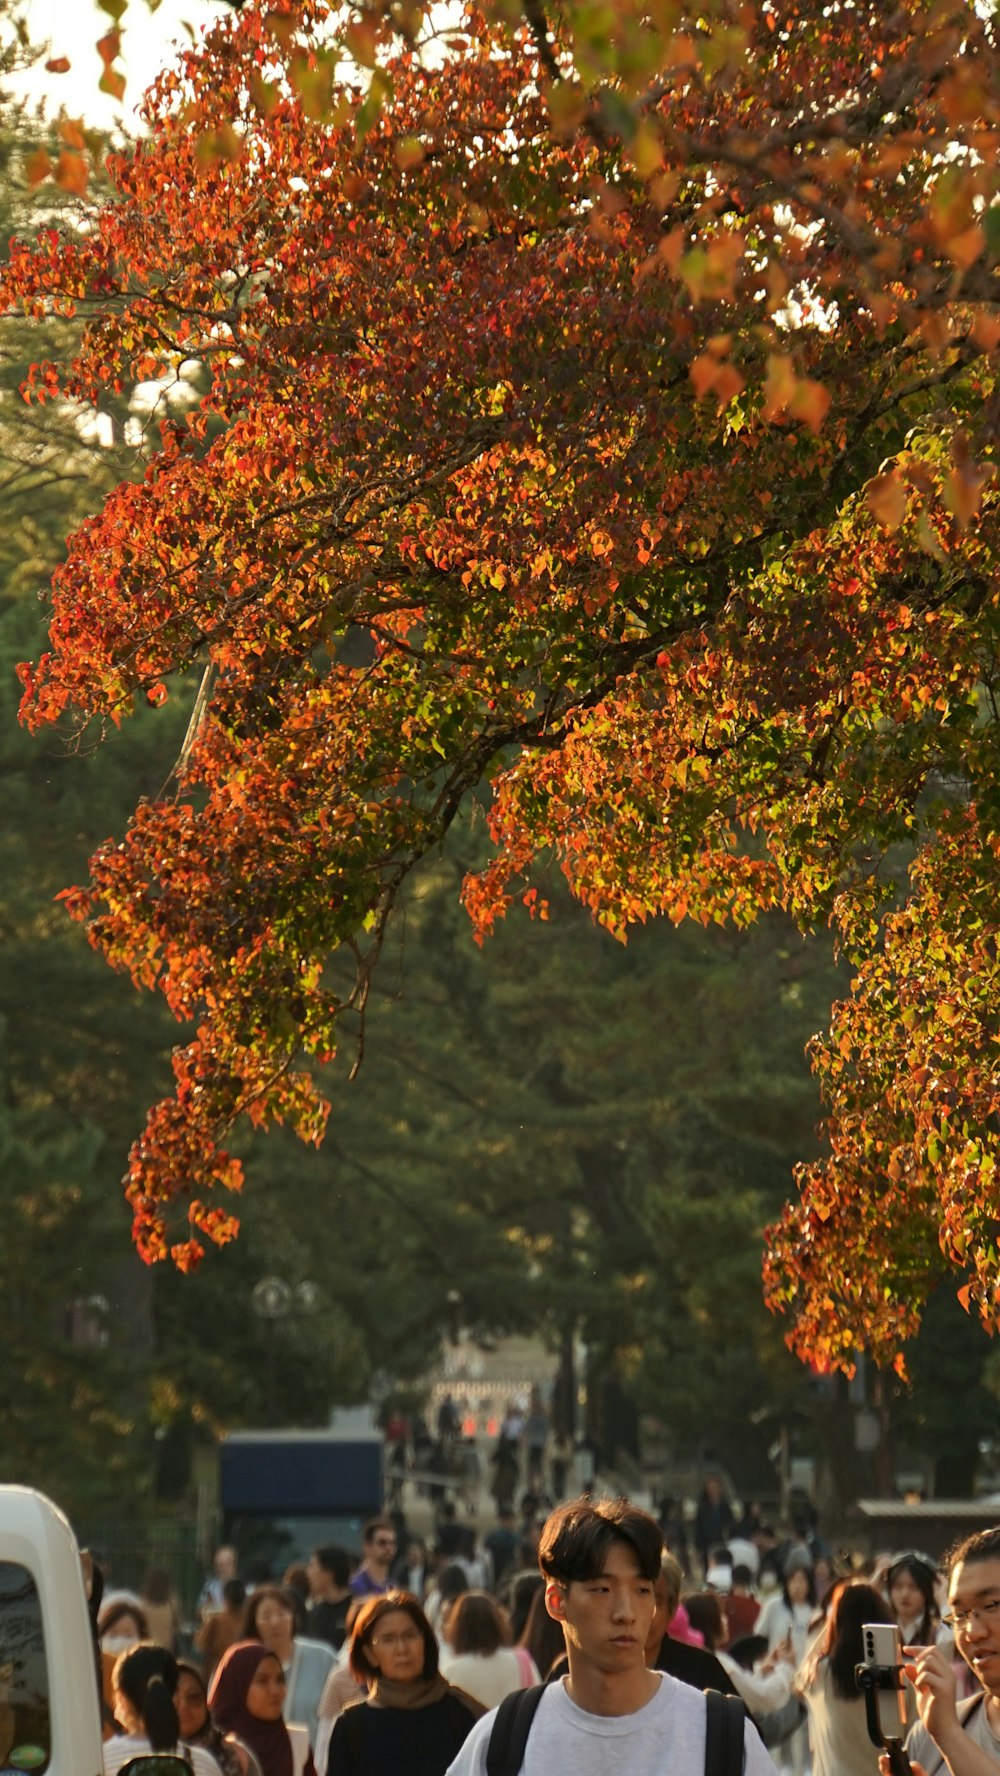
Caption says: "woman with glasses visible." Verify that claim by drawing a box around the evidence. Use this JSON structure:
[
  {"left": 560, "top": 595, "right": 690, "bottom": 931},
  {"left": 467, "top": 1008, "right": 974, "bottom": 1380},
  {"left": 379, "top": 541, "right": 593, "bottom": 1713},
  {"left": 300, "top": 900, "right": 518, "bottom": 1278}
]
[
  {"left": 245, "top": 1587, "right": 336, "bottom": 1755},
  {"left": 325, "top": 1591, "right": 484, "bottom": 1775}
]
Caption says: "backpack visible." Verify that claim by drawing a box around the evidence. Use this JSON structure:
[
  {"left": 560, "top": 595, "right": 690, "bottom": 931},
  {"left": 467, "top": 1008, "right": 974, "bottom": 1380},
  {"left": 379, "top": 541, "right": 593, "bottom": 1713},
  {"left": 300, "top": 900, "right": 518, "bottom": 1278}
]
[{"left": 484, "top": 1682, "right": 746, "bottom": 1776}]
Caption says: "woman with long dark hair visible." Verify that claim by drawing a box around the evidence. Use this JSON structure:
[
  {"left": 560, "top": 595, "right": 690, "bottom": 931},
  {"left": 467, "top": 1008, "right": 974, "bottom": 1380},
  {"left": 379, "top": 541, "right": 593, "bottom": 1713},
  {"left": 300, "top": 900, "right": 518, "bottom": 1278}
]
[
  {"left": 175, "top": 1659, "right": 244, "bottom": 1776},
  {"left": 516, "top": 1586, "right": 563, "bottom": 1682},
  {"left": 796, "top": 1579, "right": 899, "bottom": 1776},
  {"left": 325, "top": 1590, "right": 483, "bottom": 1775},
  {"left": 756, "top": 1562, "right": 817, "bottom": 1774},
  {"left": 102, "top": 1644, "right": 222, "bottom": 1776},
  {"left": 886, "top": 1551, "right": 941, "bottom": 1648}
]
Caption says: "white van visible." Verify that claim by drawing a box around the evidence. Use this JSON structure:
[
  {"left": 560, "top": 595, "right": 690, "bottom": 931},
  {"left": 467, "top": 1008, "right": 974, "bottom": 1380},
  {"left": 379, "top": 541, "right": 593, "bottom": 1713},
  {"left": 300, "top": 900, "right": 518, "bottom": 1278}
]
[{"left": 0, "top": 1486, "right": 103, "bottom": 1776}]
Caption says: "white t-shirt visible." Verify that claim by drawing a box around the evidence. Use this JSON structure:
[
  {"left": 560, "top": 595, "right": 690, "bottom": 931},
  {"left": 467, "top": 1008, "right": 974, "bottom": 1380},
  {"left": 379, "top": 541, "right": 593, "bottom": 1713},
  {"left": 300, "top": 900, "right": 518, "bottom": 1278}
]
[
  {"left": 439, "top": 1646, "right": 530, "bottom": 1710},
  {"left": 907, "top": 1693, "right": 1000, "bottom": 1772},
  {"left": 444, "top": 1670, "right": 780, "bottom": 1775},
  {"left": 103, "top": 1734, "right": 222, "bottom": 1776}
]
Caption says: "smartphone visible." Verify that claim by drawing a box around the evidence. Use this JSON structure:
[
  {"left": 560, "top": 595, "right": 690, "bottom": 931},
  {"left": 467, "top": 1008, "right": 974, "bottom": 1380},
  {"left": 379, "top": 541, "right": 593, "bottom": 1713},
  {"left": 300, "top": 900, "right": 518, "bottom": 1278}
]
[{"left": 862, "top": 1621, "right": 908, "bottom": 1736}]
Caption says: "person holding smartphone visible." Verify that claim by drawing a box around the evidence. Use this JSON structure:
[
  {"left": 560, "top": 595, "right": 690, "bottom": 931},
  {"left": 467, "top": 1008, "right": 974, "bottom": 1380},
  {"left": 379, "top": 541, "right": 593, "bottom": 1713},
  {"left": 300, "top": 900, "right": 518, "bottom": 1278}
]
[{"left": 881, "top": 1527, "right": 1000, "bottom": 1776}]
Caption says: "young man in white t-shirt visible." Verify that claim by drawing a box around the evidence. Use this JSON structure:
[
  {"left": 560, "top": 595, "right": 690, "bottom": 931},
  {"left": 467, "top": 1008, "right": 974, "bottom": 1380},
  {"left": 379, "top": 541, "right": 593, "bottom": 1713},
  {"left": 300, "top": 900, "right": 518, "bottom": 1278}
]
[{"left": 446, "top": 1495, "right": 780, "bottom": 1776}]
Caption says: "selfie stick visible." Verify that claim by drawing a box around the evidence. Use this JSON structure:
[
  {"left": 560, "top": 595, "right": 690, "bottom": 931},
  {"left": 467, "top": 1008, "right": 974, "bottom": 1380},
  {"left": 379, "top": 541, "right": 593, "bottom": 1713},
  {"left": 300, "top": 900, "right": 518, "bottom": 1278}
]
[{"left": 855, "top": 1663, "right": 913, "bottom": 1776}]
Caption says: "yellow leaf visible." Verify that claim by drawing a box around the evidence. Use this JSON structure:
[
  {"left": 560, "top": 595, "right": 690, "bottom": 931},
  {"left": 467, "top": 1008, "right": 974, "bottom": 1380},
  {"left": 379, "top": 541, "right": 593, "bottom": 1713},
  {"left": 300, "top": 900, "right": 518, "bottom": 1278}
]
[
  {"left": 762, "top": 353, "right": 796, "bottom": 421},
  {"left": 942, "top": 461, "right": 994, "bottom": 528},
  {"left": 394, "top": 135, "right": 424, "bottom": 170},
  {"left": 866, "top": 470, "right": 907, "bottom": 532}
]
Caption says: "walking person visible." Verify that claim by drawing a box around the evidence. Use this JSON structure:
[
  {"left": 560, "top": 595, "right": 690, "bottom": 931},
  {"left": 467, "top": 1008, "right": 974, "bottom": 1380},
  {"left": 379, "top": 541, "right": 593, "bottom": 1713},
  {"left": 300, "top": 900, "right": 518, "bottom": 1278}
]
[
  {"left": 244, "top": 1586, "right": 336, "bottom": 1753},
  {"left": 306, "top": 1546, "right": 353, "bottom": 1652},
  {"left": 796, "top": 1580, "right": 895, "bottom": 1776},
  {"left": 885, "top": 1550, "right": 943, "bottom": 1649},
  {"left": 349, "top": 1523, "right": 398, "bottom": 1600},
  {"left": 176, "top": 1658, "right": 247, "bottom": 1776},
  {"left": 694, "top": 1480, "right": 735, "bottom": 1579},
  {"left": 894, "top": 1525, "right": 1000, "bottom": 1774},
  {"left": 103, "top": 1644, "right": 222, "bottom": 1776},
  {"left": 755, "top": 1561, "right": 816, "bottom": 1776},
  {"left": 209, "top": 1641, "right": 317, "bottom": 1776},
  {"left": 140, "top": 1567, "right": 182, "bottom": 1655},
  {"left": 196, "top": 1579, "right": 248, "bottom": 1682},
  {"left": 325, "top": 1590, "right": 484, "bottom": 1775},
  {"left": 443, "top": 1494, "right": 779, "bottom": 1774},
  {"left": 440, "top": 1592, "right": 536, "bottom": 1710}
]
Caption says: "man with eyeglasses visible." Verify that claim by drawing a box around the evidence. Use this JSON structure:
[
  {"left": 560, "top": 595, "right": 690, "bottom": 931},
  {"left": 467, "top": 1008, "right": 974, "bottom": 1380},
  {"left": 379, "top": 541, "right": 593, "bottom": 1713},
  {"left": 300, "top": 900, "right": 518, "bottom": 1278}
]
[
  {"left": 897, "top": 1527, "right": 1000, "bottom": 1776},
  {"left": 348, "top": 1519, "right": 398, "bottom": 1598}
]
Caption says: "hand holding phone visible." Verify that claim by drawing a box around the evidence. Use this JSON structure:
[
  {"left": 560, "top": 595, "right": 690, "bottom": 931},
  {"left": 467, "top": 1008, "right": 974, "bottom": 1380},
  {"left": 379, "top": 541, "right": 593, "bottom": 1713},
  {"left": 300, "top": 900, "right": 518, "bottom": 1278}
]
[{"left": 862, "top": 1622, "right": 908, "bottom": 1738}]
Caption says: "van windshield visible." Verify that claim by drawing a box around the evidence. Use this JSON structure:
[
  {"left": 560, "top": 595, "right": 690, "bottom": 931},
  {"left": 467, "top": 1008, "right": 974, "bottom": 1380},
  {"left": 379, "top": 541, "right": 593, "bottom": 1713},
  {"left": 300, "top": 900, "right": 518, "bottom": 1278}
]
[{"left": 0, "top": 1561, "right": 50, "bottom": 1774}]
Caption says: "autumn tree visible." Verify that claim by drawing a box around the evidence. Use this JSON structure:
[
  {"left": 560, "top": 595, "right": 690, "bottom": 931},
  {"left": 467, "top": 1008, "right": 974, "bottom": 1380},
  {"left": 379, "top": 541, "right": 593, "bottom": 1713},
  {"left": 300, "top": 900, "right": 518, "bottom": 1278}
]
[{"left": 7, "top": 0, "right": 1000, "bottom": 1377}]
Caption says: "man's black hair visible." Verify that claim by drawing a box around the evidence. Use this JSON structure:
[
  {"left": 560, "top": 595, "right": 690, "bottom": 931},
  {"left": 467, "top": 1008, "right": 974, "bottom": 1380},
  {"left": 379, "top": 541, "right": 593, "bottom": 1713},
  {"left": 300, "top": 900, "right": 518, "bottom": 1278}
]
[
  {"left": 313, "top": 1544, "right": 351, "bottom": 1588},
  {"left": 538, "top": 1495, "right": 662, "bottom": 1585},
  {"left": 946, "top": 1525, "right": 1000, "bottom": 1571}
]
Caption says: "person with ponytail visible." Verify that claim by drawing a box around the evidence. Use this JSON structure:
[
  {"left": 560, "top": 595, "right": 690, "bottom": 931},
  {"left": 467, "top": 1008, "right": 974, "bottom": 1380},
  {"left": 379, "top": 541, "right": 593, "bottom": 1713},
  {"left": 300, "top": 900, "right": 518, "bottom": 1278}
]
[{"left": 103, "top": 1643, "right": 222, "bottom": 1776}]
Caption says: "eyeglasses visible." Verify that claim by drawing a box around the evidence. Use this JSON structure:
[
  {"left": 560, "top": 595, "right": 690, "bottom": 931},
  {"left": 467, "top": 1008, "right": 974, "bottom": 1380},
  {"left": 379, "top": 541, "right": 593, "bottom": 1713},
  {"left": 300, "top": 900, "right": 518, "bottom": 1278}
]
[
  {"left": 942, "top": 1598, "right": 1000, "bottom": 1631},
  {"left": 370, "top": 1629, "right": 421, "bottom": 1648}
]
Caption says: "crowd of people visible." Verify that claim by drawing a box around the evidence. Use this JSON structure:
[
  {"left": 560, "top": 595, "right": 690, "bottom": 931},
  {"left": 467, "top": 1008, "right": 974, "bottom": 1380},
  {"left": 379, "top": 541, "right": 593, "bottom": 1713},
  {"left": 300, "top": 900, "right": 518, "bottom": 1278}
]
[{"left": 85, "top": 1466, "right": 1000, "bottom": 1776}]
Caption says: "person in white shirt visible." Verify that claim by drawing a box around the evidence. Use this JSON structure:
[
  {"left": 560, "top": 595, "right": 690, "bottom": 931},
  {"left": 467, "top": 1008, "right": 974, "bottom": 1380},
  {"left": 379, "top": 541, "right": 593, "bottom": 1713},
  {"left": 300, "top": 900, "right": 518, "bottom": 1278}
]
[
  {"left": 103, "top": 1642, "right": 221, "bottom": 1776},
  {"left": 445, "top": 1494, "right": 780, "bottom": 1776},
  {"left": 440, "top": 1591, "right": 538, "bottom": 1710}
]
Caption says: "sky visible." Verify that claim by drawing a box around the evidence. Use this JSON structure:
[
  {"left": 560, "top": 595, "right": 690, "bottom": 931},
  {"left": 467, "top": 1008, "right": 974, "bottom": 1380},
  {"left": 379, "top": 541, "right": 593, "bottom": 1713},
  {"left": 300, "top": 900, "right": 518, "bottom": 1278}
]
[{"left": 16, "top": 0, "right": 230, "bottom": 134}]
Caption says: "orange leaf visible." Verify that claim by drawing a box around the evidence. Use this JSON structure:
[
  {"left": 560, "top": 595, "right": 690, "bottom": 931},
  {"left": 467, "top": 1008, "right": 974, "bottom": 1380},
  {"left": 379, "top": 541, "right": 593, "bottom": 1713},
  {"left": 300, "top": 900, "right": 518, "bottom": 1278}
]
[
  {"left": 866, "top": 469, "right": 907, "bottom": 531},
  {"left": 789, "top": 377, "right": 832, "bottom": 435},
  {"left": 45, "top": 57, "right": 71, "bottom": 74},
  {"left": 25, "top": 147, "right": 52, "bottom": 188},
  {"left": 96, "top": 30, "right": 121, "bottom": 69},
  {"left": 59, "top": 116, "right": 86, "bottom": 150},
  {"left": 689, "top": 351, "right": 721, "bottom": 400},
  {"left": 945, "top": 223, "right": 985, "bottom": 271},
  {"left": 972, "top": 313, "right": 1000, "bottom": 352},
  {"left": 54, "top": 150, "right": 88, "bottom": 196},
  {"left": 942, "top": 462, "right": 994, "bottom": 528}
]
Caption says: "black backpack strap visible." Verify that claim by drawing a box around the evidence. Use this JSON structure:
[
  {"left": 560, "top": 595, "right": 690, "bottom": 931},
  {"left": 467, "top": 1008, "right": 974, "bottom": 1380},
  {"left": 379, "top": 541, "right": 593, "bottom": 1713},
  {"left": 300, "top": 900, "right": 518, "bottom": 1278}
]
[
  {"left": 704, "top": 1688, "right": 746, "bottom": 1776},
  {"left": 485, "top": 1684, "right": 547, "bottom": 1776}
]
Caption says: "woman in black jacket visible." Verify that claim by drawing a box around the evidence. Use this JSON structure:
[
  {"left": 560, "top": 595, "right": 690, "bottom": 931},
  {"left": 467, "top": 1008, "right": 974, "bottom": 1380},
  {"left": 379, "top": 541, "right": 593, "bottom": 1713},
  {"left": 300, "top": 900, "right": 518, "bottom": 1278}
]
[{"left": 325, "top": 1592, "right": 482, "bottom": 1776}]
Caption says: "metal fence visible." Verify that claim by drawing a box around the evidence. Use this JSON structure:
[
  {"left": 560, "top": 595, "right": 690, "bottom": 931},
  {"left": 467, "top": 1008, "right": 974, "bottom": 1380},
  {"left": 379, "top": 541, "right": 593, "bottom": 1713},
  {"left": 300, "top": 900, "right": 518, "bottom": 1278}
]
[{"left": 79, "top": 1515, "right": 205, "bottom": 1626}]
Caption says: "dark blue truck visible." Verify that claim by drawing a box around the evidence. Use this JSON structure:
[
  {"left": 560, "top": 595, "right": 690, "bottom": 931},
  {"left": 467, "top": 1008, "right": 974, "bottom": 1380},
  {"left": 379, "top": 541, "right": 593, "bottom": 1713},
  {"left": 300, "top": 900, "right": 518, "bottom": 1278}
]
[{"left": 219, "top": 1426, "right": 384, "bottom": 1577}]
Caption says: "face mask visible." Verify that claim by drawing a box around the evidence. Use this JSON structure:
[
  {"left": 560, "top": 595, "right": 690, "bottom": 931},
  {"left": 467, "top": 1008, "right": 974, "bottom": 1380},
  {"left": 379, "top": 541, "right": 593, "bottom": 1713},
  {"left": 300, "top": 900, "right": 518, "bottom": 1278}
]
[{"left": 101, "top": 1635, "right": 139, "bottom": 1655}]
